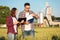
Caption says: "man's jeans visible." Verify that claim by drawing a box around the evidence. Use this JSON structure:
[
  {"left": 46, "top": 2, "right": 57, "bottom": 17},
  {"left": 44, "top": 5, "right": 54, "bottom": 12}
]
[{"left": 22, "top": 30, "right": 35, "bottom": 38}]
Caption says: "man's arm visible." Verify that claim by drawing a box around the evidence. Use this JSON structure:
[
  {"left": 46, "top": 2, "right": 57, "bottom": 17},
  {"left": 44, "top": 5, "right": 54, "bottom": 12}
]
[
  {"left": 18, "top": 12, "right": 22, "bottom": 18},
  {"left": 18, "top": 11, "right": 25, "bottom": 18},
  {"left": 18, "top": 11, "right": 26, "bottom": 24},
  {"left": 31, "top": 11, "right": 39, "bottom": 19}
]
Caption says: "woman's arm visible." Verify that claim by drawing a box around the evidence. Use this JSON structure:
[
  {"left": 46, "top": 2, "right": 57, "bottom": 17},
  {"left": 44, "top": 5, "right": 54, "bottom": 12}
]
[{"left": 13, "top": 21, "right": 19, "bottom": 25}]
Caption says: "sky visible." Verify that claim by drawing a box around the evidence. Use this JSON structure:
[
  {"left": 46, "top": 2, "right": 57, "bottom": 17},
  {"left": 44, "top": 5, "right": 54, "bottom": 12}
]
[{"left": 0, "top": 0, "right": 60, "bottom": 17}]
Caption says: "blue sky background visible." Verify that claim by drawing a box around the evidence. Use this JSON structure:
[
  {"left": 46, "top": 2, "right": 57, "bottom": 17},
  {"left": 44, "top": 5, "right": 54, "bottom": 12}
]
[{"left": 0, "top": 0, "right": 60, "bottom": 17}]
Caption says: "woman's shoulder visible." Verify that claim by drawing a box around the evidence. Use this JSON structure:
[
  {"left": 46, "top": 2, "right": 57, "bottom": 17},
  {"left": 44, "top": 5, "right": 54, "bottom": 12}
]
[
  {"left": 6, "top": 15, "right": 12, "bottom": 21},
  {"left": 6, "top": 15, "right": 11, "bottom": 18}
]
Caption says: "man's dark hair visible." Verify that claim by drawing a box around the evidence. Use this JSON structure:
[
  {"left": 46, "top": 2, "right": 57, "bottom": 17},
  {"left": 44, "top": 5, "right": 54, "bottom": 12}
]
[{"left": 24, "top": 3, "right": 30, "bottom": 6}]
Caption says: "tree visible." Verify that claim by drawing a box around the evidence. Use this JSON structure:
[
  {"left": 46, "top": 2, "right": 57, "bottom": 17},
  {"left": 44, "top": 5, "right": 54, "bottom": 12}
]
[{"left": 0, "top": 6, "right": 10, "bottom": 24}]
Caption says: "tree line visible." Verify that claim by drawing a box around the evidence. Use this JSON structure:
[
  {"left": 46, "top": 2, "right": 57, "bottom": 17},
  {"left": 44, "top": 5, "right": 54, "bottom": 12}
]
[{"left": 0, "top": 6, "right": 10, "bottom": 24}]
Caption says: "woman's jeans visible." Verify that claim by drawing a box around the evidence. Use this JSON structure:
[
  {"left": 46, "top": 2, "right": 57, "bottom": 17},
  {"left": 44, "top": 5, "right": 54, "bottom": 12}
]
[{"left": 8, "top": 33, "right": 16, "bottom": 40}]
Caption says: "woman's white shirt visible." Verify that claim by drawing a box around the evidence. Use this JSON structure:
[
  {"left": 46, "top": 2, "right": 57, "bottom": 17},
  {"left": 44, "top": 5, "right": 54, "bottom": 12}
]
[{"left": 12, "top": 17, "right": 17, "bottom": 33}]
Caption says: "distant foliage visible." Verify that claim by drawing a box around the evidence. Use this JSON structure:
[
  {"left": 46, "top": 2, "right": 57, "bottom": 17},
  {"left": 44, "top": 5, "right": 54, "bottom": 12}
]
[
  {"left": 0, "top": 6, "right": 10, "bottom": 24},
  {"left": 51, "top": 16, "right": 55, "bottom": 21}
]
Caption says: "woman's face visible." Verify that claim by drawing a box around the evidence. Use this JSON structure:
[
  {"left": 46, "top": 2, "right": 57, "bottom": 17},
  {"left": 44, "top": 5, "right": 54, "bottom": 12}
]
[{"left": 15, "top": 10, "right": 18, "bottom": 15}]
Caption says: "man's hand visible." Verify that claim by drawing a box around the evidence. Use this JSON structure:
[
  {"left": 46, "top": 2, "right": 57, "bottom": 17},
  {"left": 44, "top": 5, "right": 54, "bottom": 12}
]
[
  {"left": 25, "top": 21, "right": 29, "bottom": 24},
  {"left": 31, "top": 14, "right": 39, "bottom": 19}
]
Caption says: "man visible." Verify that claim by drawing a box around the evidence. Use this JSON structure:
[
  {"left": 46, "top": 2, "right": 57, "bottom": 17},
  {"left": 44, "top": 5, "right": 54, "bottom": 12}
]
[{"left": 18, "top": 3, "right": 39, "bottom": 39}]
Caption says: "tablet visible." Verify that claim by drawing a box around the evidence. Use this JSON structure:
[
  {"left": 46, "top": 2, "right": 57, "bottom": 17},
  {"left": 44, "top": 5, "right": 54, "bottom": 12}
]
[{"left": 18, "top": 18, "right": 26, "bottom": 22}]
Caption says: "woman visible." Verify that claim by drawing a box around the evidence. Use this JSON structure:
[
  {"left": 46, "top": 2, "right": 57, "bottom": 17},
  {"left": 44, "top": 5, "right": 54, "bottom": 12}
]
[{"left": 6, "top": 8, "right": 23, "bottom": 40}]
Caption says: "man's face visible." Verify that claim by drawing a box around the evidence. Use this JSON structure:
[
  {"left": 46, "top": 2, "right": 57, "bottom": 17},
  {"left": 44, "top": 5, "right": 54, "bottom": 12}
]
[{"left": 24, "top": 5, "right": 30, "bottom": 12}]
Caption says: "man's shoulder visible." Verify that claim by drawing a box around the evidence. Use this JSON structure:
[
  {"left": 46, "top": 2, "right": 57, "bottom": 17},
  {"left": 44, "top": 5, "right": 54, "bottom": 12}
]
[
  {"left": 29, "top": 10, "right": 34, "bottom": 12},
  {"left": 29, "top": 10, "right": 35, "bottom": 14},
  {"left": 19, "top": 11, "right": 24, "bottom": 14}
]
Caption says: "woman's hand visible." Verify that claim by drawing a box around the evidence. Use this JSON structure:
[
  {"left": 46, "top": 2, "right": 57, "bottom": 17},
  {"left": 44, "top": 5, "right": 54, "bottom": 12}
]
[{"left": 20, "top": 20, "right": 24, "bottom": 23}]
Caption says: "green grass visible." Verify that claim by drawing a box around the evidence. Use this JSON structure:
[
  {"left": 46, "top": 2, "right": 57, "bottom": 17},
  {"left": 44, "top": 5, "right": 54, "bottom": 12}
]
[{"left": 0, "top": 27, "right": 60, "bottom": 40}]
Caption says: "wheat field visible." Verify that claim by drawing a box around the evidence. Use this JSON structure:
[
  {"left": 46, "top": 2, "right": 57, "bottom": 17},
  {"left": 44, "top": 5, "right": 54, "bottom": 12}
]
[{"left": 0, "top": 27, "right": 60, "bottom": 40}]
